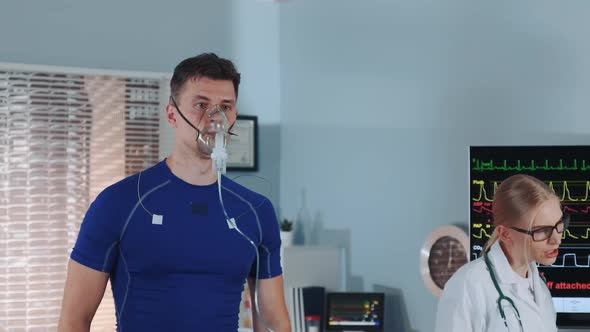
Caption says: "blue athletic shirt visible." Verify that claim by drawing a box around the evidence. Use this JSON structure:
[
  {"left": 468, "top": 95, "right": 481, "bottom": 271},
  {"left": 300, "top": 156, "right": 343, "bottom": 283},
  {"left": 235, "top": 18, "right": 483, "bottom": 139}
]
[{"left": 71, "top": 159, "right": 282, "bottom": 331}]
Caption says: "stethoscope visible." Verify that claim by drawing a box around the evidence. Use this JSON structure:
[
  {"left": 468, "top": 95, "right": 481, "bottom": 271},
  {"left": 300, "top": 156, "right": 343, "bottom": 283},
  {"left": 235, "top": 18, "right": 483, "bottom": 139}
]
[{"left": 484, "top": 254, "right": 525, "bottom": 332}]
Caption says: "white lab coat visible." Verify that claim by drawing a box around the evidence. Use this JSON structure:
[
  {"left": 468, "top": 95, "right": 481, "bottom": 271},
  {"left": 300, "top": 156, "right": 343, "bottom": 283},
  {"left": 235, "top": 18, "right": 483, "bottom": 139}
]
[{"left": 435, "top": 241, "right": 557, "bottom": 332}]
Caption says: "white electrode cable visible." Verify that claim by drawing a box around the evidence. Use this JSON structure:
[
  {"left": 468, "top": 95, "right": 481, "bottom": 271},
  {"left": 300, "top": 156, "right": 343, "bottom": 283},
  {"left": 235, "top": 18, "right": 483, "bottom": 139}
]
[
  {"left": 138, "top": 171, "right": 153, "bottom": 216},
  {"left": 216, "top": 172, "right": 275, "bottom": 332}
]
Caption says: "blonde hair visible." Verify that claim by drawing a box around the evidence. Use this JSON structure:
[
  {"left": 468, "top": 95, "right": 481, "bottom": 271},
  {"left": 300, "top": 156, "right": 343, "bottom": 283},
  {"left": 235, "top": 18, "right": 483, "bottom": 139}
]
[{"left": 484, "top": 174, "right": 558, "bottom": 252}]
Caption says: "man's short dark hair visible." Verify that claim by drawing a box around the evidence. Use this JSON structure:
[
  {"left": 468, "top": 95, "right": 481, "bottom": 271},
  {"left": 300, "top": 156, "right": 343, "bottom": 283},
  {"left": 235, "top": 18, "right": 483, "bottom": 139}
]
[{"left": 170, "top": 53, "right": 241, "bottom": 101}]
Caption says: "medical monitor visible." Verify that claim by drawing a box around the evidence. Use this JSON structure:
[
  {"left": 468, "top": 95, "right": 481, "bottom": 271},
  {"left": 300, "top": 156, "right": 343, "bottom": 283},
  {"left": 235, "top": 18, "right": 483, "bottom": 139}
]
[
  {"left": 470, "top": 146, "right": 590, "bottom": 328},
  {"left": 325, "top": 292, "right": 384, "bottom": 331}
]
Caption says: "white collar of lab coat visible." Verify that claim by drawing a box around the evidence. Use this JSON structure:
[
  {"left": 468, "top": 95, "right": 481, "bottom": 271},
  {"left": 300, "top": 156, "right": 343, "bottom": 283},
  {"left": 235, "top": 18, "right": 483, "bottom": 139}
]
[
  {"left": 488, "top": 241, "right": 534, "bottom": 286},
  {"left": 488, "top": 241, "right": 555, "bottom": 318}
]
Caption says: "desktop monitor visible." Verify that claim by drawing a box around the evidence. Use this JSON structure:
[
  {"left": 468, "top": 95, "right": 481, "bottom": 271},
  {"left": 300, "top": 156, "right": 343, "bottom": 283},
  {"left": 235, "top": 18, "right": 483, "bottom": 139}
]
[
  {"left": 470, "top": 146, "right": 590, "bottom": 328},
  {"left": 325, "top": 292, "right": 384, "bottom": 331}
]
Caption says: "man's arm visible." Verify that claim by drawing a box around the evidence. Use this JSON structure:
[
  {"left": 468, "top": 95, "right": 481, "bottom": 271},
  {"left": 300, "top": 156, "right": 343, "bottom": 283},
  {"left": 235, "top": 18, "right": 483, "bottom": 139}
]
[
  {"left": 248, "top": 275, "right": 291, "bottom": 332},
  {"left": 58, "top": 259, "right": 109, "bottom": 332}
]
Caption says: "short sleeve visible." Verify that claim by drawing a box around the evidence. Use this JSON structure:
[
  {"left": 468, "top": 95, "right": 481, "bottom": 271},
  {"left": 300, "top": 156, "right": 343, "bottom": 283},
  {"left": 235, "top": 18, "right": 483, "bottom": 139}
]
[
  {"left": 70, "top": 187, "right": 124, "bottom": 273},
  {"left": 249, "top": 199, "right": 282, "bottom": 279}
]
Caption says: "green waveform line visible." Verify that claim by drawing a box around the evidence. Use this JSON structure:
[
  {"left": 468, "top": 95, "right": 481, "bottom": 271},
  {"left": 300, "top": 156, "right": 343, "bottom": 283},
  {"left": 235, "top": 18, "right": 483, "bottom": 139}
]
[{"left": 472, "top": 158, "right": 590, "bottom": 172}]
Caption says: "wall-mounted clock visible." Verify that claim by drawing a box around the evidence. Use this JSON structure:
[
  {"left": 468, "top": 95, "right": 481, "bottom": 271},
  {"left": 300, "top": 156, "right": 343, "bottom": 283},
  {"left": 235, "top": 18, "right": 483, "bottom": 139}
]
[{"left": 420, "top": 225, "right": 469, "bottom": 297}]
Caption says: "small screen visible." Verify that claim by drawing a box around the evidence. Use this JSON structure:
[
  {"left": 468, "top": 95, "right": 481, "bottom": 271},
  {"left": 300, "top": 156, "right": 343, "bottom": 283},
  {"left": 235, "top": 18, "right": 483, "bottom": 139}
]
[{"left": 325, "top": 292, "right": 384, "bottom": 331}]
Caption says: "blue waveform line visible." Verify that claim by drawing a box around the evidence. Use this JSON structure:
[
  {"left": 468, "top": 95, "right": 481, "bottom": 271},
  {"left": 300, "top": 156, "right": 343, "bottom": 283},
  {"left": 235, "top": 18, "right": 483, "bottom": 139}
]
[
  {"left": 546, "top": 253, "right": 590, "bottom": 268},
  {"left": 471, "top": 251, "right": 590, "bottom": 267}
]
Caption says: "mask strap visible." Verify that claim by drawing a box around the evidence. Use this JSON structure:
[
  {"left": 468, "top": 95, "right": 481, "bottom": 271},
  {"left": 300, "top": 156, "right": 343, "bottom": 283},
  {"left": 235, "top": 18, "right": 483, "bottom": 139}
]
[{"left": 170, "top": 96, "right": 202, "bottom": 141}]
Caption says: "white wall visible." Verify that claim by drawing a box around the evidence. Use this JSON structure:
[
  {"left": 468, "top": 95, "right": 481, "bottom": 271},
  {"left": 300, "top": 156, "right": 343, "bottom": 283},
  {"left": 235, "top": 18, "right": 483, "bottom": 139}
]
[
  {"left": 278, "top": 1, "right": 590, "bottom": 331},
  {"left": 0, "top": 1, "right": 232, "bottom": 72},
  {"left": 0, "top": 0, "right": 283, "bottom": 208},
  {"left": 227, "top": 1, "right": 282, "bottom": 207}
]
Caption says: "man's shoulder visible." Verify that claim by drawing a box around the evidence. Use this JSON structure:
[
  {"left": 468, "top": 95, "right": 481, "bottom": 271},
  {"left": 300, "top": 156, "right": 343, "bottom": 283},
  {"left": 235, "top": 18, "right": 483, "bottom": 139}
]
[
  {"left": 96, "top": 161, "right": 167, "bottom": 202},
  {"left": 220, "top": 176, "right": 270, "bottom": 208}
]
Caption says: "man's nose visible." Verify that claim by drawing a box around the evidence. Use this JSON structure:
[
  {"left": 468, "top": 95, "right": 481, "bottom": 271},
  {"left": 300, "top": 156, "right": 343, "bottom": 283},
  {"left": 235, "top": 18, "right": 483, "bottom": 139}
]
[
  {"left": 207, "top": 105, "right": 223, "bottom": 117},
  {"left": 205, "top": 106, "right": 228, "bottom": 132}
]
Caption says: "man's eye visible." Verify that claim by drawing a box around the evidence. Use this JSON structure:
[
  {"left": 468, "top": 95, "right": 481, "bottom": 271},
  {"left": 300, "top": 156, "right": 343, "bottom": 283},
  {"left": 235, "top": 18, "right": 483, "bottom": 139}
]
[
  {"left": 195, "top": 103, "right": 208, "bottom": 111},
  {"left": 222, "top": 105, "right": 232, "bottom": 112}
]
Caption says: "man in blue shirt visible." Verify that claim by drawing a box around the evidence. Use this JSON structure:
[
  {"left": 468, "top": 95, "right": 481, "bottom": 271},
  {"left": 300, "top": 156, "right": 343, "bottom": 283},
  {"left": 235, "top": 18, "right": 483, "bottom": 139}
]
[{"left": 58, "top": 53, "right": 291, "bottom": 331}]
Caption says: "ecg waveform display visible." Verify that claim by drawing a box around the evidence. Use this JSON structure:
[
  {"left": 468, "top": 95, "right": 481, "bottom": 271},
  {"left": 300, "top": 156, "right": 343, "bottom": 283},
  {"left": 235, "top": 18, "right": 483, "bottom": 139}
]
[
  {"left": 470, "top": 146, "right": 590, "bottom": 325},
  {"left": 472, "top": 158, "right": 590, "bottom": 172},
  {"left": 472, "top": 180, "right": 590, "bottom": 202}
]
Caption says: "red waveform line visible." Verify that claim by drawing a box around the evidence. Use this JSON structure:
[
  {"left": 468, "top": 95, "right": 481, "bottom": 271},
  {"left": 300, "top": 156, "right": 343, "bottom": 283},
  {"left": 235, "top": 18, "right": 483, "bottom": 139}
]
[
  {"left": 472, "top": 207, "right": 493, "bottom": 214},
  {"left": 563, "top": 206, "right": 590, "bottom": 218}
]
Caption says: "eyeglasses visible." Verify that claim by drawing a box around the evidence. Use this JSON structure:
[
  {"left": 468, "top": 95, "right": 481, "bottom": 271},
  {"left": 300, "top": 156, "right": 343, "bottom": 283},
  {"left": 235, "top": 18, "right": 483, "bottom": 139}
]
[{"left": 510, "top": 213, "right": 570, "bottom": 242}]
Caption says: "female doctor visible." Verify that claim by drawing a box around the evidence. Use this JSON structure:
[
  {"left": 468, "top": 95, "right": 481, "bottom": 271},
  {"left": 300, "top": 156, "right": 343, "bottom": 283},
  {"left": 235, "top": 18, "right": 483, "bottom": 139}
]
[{"left": 435, "top": 174, "right": 566, "bottom": 332}]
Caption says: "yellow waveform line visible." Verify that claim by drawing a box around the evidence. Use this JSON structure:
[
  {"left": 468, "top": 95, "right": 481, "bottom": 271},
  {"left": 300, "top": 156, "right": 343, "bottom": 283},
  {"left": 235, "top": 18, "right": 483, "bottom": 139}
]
[
  {"left": 548, "top": 181, "right": 590, "bottom": 202},
  {"left": 563, "top": 229, "right": 579, "bottom": 240},
  {"left": 562, "top": 228, "right": 590, "bottom": 240},
  {"left": 475, "top": 180, "right": 590, "bottom": 202},
  {"left": 473, "top": 229, "right": 492, "bottom": 239},
  {"left": 472, "top": 180, "right": 496, "bottom": 202},
  {"left": 549, "top": 182, "right": 556, "bottom": 195},
  {"left": 564, "top": 181, "right": 578, "bottom": 201}
]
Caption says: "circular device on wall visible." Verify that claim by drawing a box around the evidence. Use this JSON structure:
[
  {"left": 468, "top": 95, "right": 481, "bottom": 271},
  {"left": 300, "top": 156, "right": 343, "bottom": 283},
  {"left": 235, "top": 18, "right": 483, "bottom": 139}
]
[{"left": 420, "top": 225, "right": 469, "bottom": 298}]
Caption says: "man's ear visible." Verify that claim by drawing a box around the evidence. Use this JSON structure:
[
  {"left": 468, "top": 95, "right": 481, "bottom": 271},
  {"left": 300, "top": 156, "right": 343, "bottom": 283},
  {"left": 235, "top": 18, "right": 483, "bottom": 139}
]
[
  {"left": 165, "top": 104, "right": 177, "bottom": 127},
  {"left": 496, "top": 224, "right": 513, "bottom": 244}
]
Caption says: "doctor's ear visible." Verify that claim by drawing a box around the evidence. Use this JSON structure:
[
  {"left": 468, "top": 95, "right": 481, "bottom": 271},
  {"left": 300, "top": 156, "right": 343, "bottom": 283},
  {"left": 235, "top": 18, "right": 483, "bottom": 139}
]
[{"left": 496, "top": 225, "right": 513, "bottom": 244}]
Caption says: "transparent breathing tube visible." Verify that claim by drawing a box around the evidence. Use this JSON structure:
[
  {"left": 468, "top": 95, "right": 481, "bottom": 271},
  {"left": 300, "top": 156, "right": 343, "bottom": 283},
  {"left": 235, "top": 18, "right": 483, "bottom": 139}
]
[
  {"left": 216, "top": 172, "right": 275, "bottom": 332},
  {"left": 208, "top": 110, "right": 275, "bottom": 331}
]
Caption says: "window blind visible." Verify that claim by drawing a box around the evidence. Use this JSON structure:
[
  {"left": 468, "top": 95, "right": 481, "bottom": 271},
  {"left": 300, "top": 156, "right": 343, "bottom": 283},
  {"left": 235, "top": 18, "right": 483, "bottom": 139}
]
[{"left": 0, "top": 67, "right": 164, "bottom": 331}]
